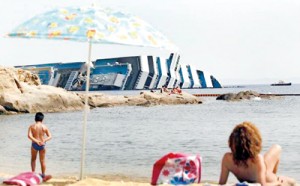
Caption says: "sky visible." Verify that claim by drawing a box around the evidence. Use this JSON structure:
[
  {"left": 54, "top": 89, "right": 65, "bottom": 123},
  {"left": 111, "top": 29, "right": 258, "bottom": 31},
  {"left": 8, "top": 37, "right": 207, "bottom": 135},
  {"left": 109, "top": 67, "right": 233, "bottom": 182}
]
[{"left": 0, "top": 0, "right": 300, "bottom": 85}]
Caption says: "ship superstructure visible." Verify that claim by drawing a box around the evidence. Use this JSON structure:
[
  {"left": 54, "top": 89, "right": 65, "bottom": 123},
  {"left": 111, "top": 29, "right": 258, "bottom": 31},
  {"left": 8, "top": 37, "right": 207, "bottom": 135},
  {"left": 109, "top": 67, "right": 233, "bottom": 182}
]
[{"left": 16, "top": 53, "right": 222, "bottom": 90}]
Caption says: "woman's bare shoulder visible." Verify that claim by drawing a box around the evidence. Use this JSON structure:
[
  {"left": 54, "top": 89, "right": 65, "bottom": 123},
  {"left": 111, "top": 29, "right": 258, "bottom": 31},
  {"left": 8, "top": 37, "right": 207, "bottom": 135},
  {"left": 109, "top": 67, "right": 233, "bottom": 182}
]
[
  {"left": 223, "top": 152, "right": 233, "bottom": 159},
  {"left": 254, "top": 154, "right": 266, "bottom": 168},
  {"left": 256, "top": 154, "right": 264, "bottom": 163},
  {"left": 222, "top": 152, "right": 234, "bottom": 167}
]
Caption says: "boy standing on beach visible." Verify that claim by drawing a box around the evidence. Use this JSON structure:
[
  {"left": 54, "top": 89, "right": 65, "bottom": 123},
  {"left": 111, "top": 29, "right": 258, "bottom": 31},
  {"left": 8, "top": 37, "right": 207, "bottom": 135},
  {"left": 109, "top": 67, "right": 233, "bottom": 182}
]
[{"left": 28, "top": 112, "right": 52, "bottom": 180}]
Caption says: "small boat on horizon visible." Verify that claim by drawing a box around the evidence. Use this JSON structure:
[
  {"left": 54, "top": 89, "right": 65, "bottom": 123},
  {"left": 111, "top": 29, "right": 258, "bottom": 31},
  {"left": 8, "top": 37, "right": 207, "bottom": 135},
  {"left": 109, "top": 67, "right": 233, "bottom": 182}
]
[{"left": 270, "top": 80, "right": 292, "bottom": 86}]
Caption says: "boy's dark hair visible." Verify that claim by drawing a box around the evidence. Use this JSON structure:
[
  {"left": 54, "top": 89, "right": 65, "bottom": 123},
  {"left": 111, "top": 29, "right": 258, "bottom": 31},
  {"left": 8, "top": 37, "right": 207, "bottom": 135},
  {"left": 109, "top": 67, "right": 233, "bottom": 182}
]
[{"left": 35, "top": 112, "right": 44, "bottom": 122}]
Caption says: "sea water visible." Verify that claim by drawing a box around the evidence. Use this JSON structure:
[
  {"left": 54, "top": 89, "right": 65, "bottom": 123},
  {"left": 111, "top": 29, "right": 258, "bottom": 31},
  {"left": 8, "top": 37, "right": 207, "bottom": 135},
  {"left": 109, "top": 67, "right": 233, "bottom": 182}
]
[{"left": 0, "top": 84, "right": 299, "bottom": 182}]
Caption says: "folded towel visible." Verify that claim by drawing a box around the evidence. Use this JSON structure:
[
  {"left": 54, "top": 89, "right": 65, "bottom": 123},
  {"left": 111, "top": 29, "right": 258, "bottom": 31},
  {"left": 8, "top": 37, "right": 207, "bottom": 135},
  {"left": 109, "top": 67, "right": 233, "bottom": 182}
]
[{"left": 3, "top": 172, "right": 42, "bottom": 186}]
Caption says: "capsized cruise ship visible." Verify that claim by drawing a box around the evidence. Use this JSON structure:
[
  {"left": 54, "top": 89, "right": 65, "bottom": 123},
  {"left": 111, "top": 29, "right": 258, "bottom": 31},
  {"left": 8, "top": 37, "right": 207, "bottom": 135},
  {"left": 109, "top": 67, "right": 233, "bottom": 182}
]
[{"left": 15, "top": 53, "right": 222, "bottom": 91}]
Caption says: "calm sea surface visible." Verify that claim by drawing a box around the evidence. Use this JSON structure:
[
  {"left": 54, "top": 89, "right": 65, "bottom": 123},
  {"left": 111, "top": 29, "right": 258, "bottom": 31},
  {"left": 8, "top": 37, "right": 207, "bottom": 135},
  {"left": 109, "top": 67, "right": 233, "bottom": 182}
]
[{"left": 0, "top": 84, "right": 299, "bottom": 182}]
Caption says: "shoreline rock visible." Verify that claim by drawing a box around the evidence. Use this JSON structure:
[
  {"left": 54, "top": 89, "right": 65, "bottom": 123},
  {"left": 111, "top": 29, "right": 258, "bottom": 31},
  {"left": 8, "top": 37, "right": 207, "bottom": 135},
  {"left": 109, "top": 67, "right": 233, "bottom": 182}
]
[
  {"left": 80, "top": 91, "right": 202, "bottom": 108},
  {"left": 216, "top": 90, "right": 273, "bottom": 101},
  {"left": 0, "top": 66, "right": 202, "bottom": 115}
]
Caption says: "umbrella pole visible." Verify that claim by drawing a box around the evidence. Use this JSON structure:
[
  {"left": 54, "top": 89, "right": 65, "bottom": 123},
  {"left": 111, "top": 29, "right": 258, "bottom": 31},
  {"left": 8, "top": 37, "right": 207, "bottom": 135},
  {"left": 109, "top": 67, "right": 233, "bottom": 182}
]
[{"left": 80, "top": 40, "right": 92, "bottom": 180}]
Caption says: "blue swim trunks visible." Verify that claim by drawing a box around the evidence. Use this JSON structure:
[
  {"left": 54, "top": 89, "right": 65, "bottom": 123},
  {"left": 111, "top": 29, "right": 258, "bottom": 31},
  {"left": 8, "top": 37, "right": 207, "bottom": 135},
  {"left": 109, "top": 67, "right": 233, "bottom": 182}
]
[{"left": 32, "top": 142, "right": 45, "bottom": 151}]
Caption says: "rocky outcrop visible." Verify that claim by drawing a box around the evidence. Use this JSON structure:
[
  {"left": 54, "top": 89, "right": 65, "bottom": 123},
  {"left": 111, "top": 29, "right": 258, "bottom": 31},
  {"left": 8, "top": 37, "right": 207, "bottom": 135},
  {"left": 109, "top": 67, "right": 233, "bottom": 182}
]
[
  {"left": 216, "top": 90, "right": 269, "bottom": 101},
  {"left": 0, "top": 66, "right": 202, "bottom": 114},
  {"left": 0, "top": 66, "right": 84, "bottom": 114},
  {"left": 81, "top": 91, "right": 202, "bottom": 108}
]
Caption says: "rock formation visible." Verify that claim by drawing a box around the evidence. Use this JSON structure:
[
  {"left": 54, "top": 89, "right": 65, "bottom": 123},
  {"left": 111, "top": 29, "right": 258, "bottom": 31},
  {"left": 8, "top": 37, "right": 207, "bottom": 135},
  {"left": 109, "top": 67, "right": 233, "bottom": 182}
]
[
  {"left": 0, "top": 66, "right": 84, "bottom": 114},
  {"left": 82, "top": 91, "right": 202, "bottom": 108},
  {"left": 216, "top": 90, "right": 269, "bottom": 101},
  {"left": 0, "top": 66, "right": 202, "bottom": 115}
]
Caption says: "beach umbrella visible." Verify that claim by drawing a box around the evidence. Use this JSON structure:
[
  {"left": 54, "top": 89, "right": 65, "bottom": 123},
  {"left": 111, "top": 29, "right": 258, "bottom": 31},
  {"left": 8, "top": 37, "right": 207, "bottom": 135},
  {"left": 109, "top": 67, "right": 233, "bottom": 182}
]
[{"left": 7, "top": 5, "right": 177, "bottom": 180}]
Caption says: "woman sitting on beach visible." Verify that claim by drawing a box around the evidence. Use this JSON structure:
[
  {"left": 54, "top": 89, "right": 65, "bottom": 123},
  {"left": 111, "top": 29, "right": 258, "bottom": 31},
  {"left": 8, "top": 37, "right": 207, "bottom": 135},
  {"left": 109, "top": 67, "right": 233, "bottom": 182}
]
[{"left": 219, "top": 121, "right": 295, "bottom": 186}]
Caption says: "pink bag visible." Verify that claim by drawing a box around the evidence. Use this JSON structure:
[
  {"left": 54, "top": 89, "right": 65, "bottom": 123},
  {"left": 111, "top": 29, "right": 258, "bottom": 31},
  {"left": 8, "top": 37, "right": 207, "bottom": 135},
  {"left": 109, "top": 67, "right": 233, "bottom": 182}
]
[
  {"left": 3, "top": 172, "right": 42, "bottom": 186},
  {"left": 151, "top": 153, "right": 202, "bottom": 185}
]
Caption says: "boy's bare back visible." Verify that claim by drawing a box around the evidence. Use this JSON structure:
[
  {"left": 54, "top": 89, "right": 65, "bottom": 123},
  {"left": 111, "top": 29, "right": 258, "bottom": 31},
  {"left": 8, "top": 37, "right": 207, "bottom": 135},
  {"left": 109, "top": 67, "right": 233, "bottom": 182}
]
[
  {"left": 29, "top": 123, "right": 49, "bottom": 145},
  {"left": 28, "top": 112, "right": 52, "bottom": 179}
]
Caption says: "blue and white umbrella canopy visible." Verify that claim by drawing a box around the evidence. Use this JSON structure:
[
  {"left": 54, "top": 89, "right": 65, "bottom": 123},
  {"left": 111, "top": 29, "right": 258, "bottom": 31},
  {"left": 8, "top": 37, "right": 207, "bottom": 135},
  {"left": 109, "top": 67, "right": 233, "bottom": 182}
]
[{"left": 8, "top": 5, "right": 177, "bottom": 50}]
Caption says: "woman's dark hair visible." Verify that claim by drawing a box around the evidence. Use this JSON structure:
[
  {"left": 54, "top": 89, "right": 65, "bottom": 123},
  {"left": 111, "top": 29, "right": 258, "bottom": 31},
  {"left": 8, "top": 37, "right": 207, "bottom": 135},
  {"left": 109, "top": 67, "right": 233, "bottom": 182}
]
[
  {"left": 228, "top": 121, "right": 262, "bottom": 167},
  {"left": 35, "top": 112, "right": 44, "bottom": 122}
]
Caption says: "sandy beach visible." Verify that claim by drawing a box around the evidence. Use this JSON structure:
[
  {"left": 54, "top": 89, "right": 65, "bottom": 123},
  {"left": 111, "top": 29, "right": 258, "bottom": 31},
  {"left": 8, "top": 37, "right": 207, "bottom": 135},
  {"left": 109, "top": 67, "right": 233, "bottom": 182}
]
[
  {"left": 1, "top": 177, "right": 297, "bottom": 186},
  {"left": 0, "top": 173, "right": 220, "bottom": 186},
  {"left": 1, "top": 173, "right": 298, "bottom": 186},
  {"left": 0, "top": 176, "right": 221, "bottom": 186}
]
